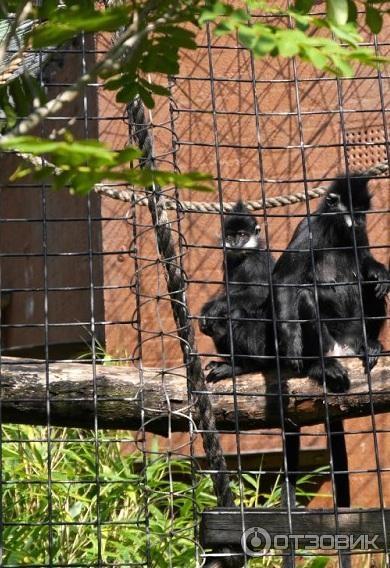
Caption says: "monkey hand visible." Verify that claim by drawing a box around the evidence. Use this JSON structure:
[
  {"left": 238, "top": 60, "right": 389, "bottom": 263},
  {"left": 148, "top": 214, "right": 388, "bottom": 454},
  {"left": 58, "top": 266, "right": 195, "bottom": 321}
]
[
  {"left": 205, "top": 361, "right": 233, "bottom": 382},
  {"left": 199, "top": 300, "right": 227, "bottom": 336},
  {"left": 361, "top": 339, "right": 383, "bottom": 372},
  {"left": 284, "top": 357, "right": 303, "bottom": 374},
  {"left": 365, "top": 263, "right": 390, "bottom": 299},
  {"left": 308, "top": 359, "right": 350, "bottom": 393}
]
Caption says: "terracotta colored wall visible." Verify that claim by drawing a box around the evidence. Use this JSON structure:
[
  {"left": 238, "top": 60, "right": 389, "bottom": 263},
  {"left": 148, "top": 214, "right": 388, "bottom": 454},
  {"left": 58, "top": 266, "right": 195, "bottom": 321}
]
[
  {"left": 0, "top": 22, "right": 387, "bottom": 510},
  {"left": 98, "top": 25, "right": 389, "bottom": 508}
]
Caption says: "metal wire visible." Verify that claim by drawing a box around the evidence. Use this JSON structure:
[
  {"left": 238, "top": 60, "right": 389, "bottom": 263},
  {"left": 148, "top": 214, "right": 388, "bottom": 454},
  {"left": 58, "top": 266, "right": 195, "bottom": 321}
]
[{"left": 0, "top": 7, "right": 389, "bottom": 568}]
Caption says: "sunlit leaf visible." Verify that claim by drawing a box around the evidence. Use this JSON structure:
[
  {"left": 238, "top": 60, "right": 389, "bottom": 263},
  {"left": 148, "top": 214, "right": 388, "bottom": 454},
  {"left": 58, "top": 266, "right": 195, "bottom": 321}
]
[
  {"left": 327, "top": 0, "right": 349, "bottom": 25},
  {"left": 31, "top": 4, "right": 131, "bottom": 48}
]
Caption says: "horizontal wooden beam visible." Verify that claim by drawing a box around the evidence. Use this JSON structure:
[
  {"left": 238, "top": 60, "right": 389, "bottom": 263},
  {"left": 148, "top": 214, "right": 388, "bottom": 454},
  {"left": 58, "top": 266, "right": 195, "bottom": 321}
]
[
  {"left": 201, "top": 508, "right": 390, "bottom": 550},
  {"left": 0, "top": 357, "right": 389, "bottom": 433}
]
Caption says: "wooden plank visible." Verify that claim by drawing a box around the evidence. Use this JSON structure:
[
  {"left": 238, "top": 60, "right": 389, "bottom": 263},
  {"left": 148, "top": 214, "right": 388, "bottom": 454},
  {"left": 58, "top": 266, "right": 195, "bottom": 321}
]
[{"left": 201, "top": 508, "right": 390, "bottom": 550}]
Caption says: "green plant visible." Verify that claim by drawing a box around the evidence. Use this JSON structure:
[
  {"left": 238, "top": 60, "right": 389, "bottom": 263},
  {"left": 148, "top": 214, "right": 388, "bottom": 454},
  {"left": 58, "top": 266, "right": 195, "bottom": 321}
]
[
  {"left": 0, "top": 0, "right": 388, "bottom": 195},
  {"left": 2, "top": 423, "right": 332, "bottom": 566},
  {"left": 76, "top": 335, "right": 130, "bottom": 366}
]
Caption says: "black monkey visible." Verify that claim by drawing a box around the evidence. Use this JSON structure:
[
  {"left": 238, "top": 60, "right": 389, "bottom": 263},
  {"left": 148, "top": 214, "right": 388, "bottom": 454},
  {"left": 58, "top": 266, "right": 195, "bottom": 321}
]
[
  {"left": 273, "top": 173, "right": 389, "bottom": 392},
  {"left": 274, "top": 173, "right": 389, "bottom": 518},
  {"left": 199, "top": 200, "right": 275, "bottom": 382}
]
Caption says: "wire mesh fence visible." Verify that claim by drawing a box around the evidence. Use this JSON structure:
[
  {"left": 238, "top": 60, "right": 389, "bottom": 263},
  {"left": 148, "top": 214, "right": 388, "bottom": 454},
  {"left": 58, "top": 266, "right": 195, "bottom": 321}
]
[{"left": 0, "top": 5, "right": 389, "bottom": 568}]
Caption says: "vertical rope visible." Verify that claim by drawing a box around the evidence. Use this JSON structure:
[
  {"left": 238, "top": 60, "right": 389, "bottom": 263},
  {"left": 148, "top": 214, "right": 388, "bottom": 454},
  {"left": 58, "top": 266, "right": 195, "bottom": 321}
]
[{"left": 128, "top": 97, "right": 243, "bottom": 568}]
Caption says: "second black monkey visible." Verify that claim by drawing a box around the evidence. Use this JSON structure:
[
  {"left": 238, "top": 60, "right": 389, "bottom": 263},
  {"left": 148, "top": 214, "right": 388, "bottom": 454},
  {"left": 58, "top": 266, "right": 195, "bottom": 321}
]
[
  {"left": 273, "top": 173, "right": 389, "bottom": 512},
  {"left": 273, "top": 173, "right": 389, "bottom": 392},
  {"left": 199, "top": 200, "right": 275, "bottom": 382}
]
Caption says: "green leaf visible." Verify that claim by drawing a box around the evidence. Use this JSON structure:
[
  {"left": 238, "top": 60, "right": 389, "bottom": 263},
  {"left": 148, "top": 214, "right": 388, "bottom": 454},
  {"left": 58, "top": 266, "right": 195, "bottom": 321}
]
[
  {"left": 115, "top": 147, "right": 143, "bottom": 164},
  {"left": 327, "top": 0, "right": 349, "bottom": 24},
  {"left": 137, "top": 85, "right": 155, "bottom": 109},
  {"left": 330, "top": 53, "right": 354, "bottom": 75},
  {"left": 214, "top": 19, "right": 237, "bottom": 35},
  {"left": 238, "top": 25, "right": 275, "bottom": 53},
  {"left": 68, "top": 501, "right": 83, "bottom": 518},
  {"left": 307, "top": 556, "right": 330, "bottom": 568},
  {"left": 0, "top": 96, "right": 17, "bottom": 128},
  {"left": 366, "top": 4, "right": 383, "bottom": 33},
  {"left": 9, "top": 79, "right": 29, "bottom": 118},
  {"left": 276, "top": 29, "right": 307, "bottom": 56},
  {"left": 8, "top": 164, "right": 34, "bottom": 181},
  {"left": 302, "top": 46, "right": 328, "bottom": 69},
  {"left": 115, "top": 83, "right": 140, "bottom": 104},
  {"left": 0, "top": 134, "right": 213, "bottom": 195},
  {"left": 139, "top": 79, "right": 170, "bottom": 97},
  {"left": 31, "top": 5, "right": 131, "bottom": 48},
  {"left": 328, "top": 22, "right": 361, "bottom": 45},
  {"left": 164, "top": 26, "right": 197, "bottom": 50},
  {"left": 294, "top": 0, "right": 314, "bottom": 14},
  {"left": 276, "top": 35, "right": 300, "bottom": 57},
  {"left": 199, "top": 1, "right": 229, "bottom": 24},
  {"left": 347, "top": 0, "right": 358, "bottom": 22},
  {"left": 38, "top": 0, "right": 58, "bottom": 19}
]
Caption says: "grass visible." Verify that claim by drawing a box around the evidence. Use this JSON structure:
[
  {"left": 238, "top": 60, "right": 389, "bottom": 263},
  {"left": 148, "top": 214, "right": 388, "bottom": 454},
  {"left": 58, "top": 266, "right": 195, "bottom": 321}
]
[{"left": 1, "top": 424, "right": 383, "bottom": 567}]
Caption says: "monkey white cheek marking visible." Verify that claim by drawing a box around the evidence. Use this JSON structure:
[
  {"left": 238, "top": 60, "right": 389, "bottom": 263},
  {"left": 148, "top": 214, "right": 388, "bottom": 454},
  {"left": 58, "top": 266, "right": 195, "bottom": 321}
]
[
  {"left": 243, "top": 235, "right": 258, "bottom": 249},
  {"left": 336, "top": 201, "right": 353, "bottom": 227}
]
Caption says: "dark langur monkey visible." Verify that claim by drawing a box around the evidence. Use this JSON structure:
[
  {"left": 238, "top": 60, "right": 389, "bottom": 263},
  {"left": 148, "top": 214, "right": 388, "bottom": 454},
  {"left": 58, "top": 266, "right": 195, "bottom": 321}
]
[
  {"left": 273, "top": 174, "right": 389, "bottom": 521},
  {"left": 199, "top": 200, "right": 275, "bottom": 382},
  {"left": 273, "top": 173, "right": 389, "bottom": 390}
]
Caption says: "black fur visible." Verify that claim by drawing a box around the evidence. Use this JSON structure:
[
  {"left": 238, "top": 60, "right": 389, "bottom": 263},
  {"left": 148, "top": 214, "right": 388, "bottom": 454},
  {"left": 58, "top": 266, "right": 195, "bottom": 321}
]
[
  {"left": 199, "top": 200, "right": 275, "bottom": 382},
  {"left": 272, "top": 173, "right": 389, "bottom": 392},
  {"left": 274, "top": 173, "right": 389, "bottom": 520}
]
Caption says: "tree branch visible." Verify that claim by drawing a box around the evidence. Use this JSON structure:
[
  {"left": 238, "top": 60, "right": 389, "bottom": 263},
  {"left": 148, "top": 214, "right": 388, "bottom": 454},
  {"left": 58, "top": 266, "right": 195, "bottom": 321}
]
[
  {"left": 0, "top": 3, "right": 166, "bottom": 141},
  {"left": 0, "top": 357, "right": 388, "bottom": 433}
]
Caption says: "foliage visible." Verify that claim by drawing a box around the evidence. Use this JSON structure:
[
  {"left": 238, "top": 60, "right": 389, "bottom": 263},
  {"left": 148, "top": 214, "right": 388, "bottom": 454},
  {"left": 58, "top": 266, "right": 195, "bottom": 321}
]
[
  {"left": 0, "top": 134, "right": 213, "bottom": 194},
  {"left": 2, "top": 423, "right": 331, "bottom": 566},
  {"left": 201, "top": 0, "right": 389, "bottom": 76},
  {"left": 0, "top": 0, "right": 388, "bottom": 195},
  {"left": 0, "top": 74, "right": 46, "bottom": 130}
]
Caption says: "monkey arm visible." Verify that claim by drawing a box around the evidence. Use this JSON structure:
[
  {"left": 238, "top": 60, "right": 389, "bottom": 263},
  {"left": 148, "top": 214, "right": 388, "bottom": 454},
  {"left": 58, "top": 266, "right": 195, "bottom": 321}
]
[
  {"left": 199, "top": 295, "right": 228, "bottom": 337},
  {"left": 360, "top": 253, "right": 390, "bottom": 299},
  {"left": 274, "top": 285, "right": 304, "bottom": 373}
]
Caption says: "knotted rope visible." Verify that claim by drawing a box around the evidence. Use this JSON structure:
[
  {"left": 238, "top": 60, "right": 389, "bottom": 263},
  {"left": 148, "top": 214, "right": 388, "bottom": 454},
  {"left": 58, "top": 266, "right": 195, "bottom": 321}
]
[
  {"left": 128, "top": 96, "right": 242, "bottom": 568},
  {"left": 94, "top": 158, "right": 389, "bottom": 212}
]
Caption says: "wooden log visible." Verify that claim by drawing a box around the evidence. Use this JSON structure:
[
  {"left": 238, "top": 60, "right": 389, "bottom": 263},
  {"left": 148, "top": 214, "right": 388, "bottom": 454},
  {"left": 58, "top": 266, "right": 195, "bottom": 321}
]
[
  {"left": 201, "top": 507, "right": 390, "bottom": 550},
  {"left": 0, "top": 357, "right": 389, "bottom": 433}
]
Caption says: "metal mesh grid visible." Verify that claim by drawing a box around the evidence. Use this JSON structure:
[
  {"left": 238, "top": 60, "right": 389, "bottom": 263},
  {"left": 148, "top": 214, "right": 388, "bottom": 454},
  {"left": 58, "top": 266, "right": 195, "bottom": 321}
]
[{"left": 0, "top": 7, "right": 389, "bottom": 568}]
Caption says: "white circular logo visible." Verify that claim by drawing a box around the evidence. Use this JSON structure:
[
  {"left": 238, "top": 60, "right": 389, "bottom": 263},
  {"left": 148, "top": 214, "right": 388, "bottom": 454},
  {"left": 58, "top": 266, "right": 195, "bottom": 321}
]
[{"left": 241, "top": 526, "right": 271, "bottom": 557}]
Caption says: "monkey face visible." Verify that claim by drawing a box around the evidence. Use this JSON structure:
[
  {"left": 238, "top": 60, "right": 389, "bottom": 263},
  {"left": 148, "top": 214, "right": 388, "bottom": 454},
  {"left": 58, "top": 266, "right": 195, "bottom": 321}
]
[
  {"left": 223, "top": 201, "right": 261, "bottom": 254},
  {"left": 224, "top": 228, "right": 260, "bottom": 252},
  {"left": 325, "top": 192, "right": 367, "bottom": 234}
]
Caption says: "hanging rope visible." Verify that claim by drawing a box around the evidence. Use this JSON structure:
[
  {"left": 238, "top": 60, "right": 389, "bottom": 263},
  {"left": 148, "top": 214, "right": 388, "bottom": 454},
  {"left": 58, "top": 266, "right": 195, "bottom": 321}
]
[
  {"left": 94, "top": 159, "right": 389, "bottom": 212},
  {"left": 128, "top": 96, "right": 243, "bottom": 568}
]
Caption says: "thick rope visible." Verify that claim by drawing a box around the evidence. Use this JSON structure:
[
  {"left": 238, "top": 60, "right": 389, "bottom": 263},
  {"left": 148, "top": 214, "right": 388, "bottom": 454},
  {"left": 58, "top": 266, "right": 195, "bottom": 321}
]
[
  {"left": 128, "top": 97, "right": 242, "bottom": 568},
  {"left": 94, "top": 159, "right": 389, "bottom": 212}
]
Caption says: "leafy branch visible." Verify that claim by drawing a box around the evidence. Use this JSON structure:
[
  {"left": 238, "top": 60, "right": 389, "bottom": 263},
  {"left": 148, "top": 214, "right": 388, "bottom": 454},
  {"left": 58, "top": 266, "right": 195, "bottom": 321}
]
[
  {"left": 0, "top": 0, "right": 389, "bottom": 196},
  {"left": 201, "top": 0, "right": 389, "bottom": 76},
  {"left": 0, "top": 0, "right": 212, "bottom": 194},
  {"left": 0, "top": 134, "right": 213, "bottom": 194}
]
